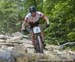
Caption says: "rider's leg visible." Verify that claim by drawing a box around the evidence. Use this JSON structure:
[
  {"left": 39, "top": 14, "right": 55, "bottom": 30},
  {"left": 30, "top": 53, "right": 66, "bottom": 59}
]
[
  {"left": 30, "top": 32, "right": 37, "bottom": 52},
  {"left": 30, "top": 32, "right": 35, "bottom": 45},
  {"left": 40, "top": 32, "right": 46, "bottom": 49}
]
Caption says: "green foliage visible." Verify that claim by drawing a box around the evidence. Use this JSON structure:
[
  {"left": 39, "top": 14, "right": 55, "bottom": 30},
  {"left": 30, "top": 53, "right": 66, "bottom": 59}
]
[
  {"left": 0, "top": 0, "right": 20, "bottom": 33},
  {"left": 43, "top": 0, "right": 75, "bottom": 45},
  {"left": 67, "top": 32, "right": 75, "bottom": 41}
]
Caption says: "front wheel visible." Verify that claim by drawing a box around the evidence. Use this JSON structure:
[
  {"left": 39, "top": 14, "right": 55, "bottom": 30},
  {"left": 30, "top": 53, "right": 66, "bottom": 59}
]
[{"left": 34, "top": 34, "right": 43, "bottom": 53}]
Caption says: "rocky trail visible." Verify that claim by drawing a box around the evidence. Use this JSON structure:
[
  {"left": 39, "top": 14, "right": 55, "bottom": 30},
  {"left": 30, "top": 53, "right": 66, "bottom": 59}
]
[{"left": 0, "top": 32, "right": 75, "bottom": 62}]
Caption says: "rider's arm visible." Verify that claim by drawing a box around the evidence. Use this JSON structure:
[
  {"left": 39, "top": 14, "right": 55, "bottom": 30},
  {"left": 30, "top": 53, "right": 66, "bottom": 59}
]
[
  {"left": 21, "top": 21, "right": 26, "bottom": 30},
  {"left": 42, "top": 16, "right": 49, "bottom": 25},
  {"left": 21, "top": 17, "right": 28, "bottom": 30},
  {"left": 39, "top": 11, "right": 49, "bottom": 25}
]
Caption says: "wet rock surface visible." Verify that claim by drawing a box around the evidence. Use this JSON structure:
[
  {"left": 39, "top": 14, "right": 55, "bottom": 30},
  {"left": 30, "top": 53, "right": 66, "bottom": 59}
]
[{"left": 0, "top": 32, "right": 75, "bottom": 62}]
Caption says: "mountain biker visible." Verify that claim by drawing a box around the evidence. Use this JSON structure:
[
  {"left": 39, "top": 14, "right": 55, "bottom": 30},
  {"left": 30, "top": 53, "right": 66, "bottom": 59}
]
[{"left": 21, "top": 6, "right": 50, "bottom": 49}]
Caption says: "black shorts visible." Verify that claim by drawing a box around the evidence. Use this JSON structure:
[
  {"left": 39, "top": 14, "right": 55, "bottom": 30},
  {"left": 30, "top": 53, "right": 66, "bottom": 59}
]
[
  {"left": 27, "top": 21, "right": 39, "bottom": 33},
  {"left": 29, "top": 21, "right": 39, "bottom": 29}
]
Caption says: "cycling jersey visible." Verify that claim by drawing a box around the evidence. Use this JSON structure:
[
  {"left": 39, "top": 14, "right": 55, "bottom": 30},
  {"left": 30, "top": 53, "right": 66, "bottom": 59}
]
[
  {"left": 24, "top": 11, "right": 44, "bottom": 28},
  {"left": 25, "top": 11, "right": 44, "bottom": 23}
]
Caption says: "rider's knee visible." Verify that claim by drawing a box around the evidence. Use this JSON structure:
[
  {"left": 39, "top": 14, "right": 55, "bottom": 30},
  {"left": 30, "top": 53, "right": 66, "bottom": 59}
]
[
  {"left": 41, "top": 32, "right": 44, "bottom": 36},
  {"left": 30, "top": 32, "right": 34, "bottom": 38}
]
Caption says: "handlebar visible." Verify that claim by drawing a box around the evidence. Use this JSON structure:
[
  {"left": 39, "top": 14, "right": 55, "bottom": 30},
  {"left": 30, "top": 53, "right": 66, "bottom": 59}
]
[{"left": 21, "top": 24, "right": 49, "bottom": 33}]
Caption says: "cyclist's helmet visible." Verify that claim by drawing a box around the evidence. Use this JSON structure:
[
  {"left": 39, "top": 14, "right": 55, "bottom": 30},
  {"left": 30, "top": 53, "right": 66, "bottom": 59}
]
[{"left": 29, "top": 6, "right": 36, "bottom": 13}]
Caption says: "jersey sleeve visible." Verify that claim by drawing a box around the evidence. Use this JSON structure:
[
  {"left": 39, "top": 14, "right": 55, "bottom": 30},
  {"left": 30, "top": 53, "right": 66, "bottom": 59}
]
[
  {"left": 24, "top": 15, "right": 28, "bottom": 22},
  {"left": 38, "top": 11, "right": 44, "bottom": 18},
  {"left": 24, "top": 13, "right": 30, "bottom": 22}
]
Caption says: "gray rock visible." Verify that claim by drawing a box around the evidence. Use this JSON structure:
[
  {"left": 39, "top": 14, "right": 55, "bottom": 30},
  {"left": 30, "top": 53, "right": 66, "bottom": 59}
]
[{"left": 0, "top": 50, "right": 15, "bottom": 62}]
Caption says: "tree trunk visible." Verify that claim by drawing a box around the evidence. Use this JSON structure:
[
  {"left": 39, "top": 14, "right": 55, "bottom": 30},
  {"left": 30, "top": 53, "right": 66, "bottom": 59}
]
[{"left": 33, "top": 0, "right": 37, "bottom": 8}]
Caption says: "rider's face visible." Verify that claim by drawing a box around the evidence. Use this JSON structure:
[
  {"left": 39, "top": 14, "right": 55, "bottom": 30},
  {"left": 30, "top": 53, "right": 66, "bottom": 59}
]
[{"left": 31, "top": 12, "right": 36, "bottom": 17}]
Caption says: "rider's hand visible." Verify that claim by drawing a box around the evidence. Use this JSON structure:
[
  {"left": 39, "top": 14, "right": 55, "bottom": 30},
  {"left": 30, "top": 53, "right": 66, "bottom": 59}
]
[
  {"left": 21, "top": 27, "right": 25, "bottom": 32},
  {"left": 21, "top": 27, "right": 28, "bottom": 33},
  {"left": 46, "top": 24, "right": 49, "bottom": 27},
  {"left": 21, "top": 27, "right": 25, "bottom": 31}
]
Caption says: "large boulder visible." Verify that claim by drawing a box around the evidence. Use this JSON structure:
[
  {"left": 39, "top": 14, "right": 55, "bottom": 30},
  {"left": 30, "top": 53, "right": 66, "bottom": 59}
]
[
  {"left": 11, "top": 44, "right": 27, "bottom": 54},
  {"left": 45, "top": 44, "right": 61, "bottom": 51},
  {"left": 14, "top": 53, "right": 48, "bottom": 62},
  {"left": 0, "top": 50, "right": 15, "bottom": 62},
  {"left": 12, "top": 32, "right": 23, "bottom": 37},
  {"left": 21, "top": 39, "right": 32, "bottom": 44},
  {"left": 0, "top": 39, "right": 6, "bottom": 44},
  {"left": 0, "top": 34, "right": 10, "bottom": 40},
  {"left": 6, "top": 36, "right": 22, "bottom": 43}
]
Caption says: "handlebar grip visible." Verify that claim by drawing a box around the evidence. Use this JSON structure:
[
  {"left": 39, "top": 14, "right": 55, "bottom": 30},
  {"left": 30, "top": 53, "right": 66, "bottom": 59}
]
[{"left": 22, "top": 29, "right": 27, "bottom": 32}]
